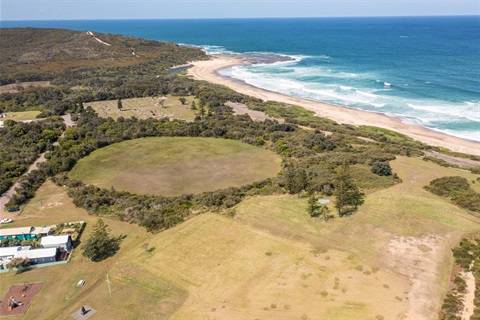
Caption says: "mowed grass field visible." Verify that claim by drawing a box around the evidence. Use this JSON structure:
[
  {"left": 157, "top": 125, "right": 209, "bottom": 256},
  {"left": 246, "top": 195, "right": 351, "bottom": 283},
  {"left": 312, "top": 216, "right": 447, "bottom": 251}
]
[
  {"left": 68, "top": 137, "right": 282, "bottom": 196},
  {"left": 86, "top": 96, "right": 197, "bottom": 121},
  {"left": 1, "top": 111, "right": 42, "bottom": 121},
  {"left": 1, "top": 157, "right": 479, "bottom": 319}
]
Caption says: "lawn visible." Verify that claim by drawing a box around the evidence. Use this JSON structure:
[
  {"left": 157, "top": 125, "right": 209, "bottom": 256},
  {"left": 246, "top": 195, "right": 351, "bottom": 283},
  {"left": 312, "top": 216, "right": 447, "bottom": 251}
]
[
  {"left": 86, "top": 96, "right": 197, "bottom": 121},
  {"left": 1, "top": 111, "right": 42, "bottom": 122},
  {"left": 68, "top": 137, "right": 282, "bottom": 196}
]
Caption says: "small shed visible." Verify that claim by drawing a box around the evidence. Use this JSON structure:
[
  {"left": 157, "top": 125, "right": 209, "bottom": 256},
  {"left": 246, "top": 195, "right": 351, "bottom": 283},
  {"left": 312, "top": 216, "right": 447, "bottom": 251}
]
[
  {"left": 41, "top": 235, "right": 73, "bottom": 252},
  {"left": 15, "top": 248, "right": 57, "bottom": 264},
  {"left": 318, "top": 199, "right": 330, "bottom": 205}
]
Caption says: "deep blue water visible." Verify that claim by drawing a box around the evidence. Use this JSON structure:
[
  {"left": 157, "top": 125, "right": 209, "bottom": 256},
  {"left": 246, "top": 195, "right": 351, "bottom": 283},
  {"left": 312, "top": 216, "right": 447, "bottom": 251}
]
[{"left": 2, "top": 17, "right": 479, "bottom": 141}]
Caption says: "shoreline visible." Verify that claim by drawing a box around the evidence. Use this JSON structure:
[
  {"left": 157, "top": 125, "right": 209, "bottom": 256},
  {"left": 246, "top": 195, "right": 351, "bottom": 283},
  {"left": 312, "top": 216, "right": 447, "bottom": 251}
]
[{"left": 188, "top": 55, "right": 480, "bottom": 156}]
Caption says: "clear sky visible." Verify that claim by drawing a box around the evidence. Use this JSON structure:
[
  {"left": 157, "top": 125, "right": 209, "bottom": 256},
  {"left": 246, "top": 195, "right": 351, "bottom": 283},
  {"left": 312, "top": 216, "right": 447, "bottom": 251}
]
[{"left": 1, "top": 0, "right": 479, "bottom": 20}]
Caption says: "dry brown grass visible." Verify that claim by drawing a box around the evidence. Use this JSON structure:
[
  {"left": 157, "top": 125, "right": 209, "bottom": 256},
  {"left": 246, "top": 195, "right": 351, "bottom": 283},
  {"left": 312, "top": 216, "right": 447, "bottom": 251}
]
[
  {"left": 68, "top": 137, "right": 281, "bottom": 196},
  {"left": 86, "top": 96, "right": 197, "bottom": 121}
]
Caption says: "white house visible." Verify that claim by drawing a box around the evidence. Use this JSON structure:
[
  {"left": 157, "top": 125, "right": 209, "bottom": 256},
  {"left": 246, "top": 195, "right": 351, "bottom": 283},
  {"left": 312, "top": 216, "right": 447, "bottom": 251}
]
[
  {"left": 0, "top": 246, "right": 22, "bottom": 262},
  {"left": 14, "top": 248, "right": 57, "bottom": 264},
  {"left": 41, "top": 235, "right": 73, "bottom": 252}
]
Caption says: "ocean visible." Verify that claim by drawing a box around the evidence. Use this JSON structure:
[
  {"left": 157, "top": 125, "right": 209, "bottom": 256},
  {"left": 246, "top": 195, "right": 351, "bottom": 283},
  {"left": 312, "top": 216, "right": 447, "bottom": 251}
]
[{"left": 2, "top": 17, "right": 479, "bottom": 141}]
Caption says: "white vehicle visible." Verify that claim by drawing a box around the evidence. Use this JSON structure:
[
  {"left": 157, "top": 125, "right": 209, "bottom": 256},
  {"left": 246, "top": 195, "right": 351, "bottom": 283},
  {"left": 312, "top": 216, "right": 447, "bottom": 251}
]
[{"left": 0, "top": 218, "right": 13, "bottom": 224}]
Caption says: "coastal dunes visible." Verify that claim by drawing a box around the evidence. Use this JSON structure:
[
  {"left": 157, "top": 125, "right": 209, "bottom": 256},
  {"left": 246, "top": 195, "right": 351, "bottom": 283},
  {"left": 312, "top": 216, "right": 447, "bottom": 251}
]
[{"left": 189, "top": 55, "right": 480, "bottom": 156}]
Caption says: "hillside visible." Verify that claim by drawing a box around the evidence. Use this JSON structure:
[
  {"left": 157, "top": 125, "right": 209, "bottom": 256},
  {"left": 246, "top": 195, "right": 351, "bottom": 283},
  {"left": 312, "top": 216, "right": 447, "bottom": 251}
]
[
  {"left": 0, "top": 28, "right": 207, "bottom": 84},
  {"left": 1, "top": 26, "right": 479, "bottom": 319}
]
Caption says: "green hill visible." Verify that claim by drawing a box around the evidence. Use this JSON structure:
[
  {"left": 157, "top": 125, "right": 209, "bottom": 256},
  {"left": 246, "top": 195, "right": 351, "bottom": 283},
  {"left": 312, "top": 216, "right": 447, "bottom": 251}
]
[{"left": 0, "top": 28, "right": 207, "bottom": 84}]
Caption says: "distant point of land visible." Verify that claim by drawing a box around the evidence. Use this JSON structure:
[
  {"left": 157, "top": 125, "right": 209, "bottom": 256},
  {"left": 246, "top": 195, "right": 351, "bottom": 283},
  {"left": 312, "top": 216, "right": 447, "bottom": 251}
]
[{"left": 68, "top": 137, "right": 282, "bottom": 196}]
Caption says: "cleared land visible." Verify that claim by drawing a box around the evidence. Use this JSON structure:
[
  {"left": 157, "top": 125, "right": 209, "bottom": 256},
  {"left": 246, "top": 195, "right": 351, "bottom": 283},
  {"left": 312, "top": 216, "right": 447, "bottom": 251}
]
[
  {"left": 0, "top": 111, "right": 42, "bottom": 122},
  {"left": 233, "top": 156, "right": 480, "bottom": 319},
  {"left": 0, "top": 81, "right": 51, "bottom": 94},
  {"left": 68, "top": 137, "right": 282, "bottom": 196},
  {"left": 1, "top": 157, "right": 479, "bottom": 319},
  {"left": 86, "top": 96, "right": 197, "bottom": 121}
]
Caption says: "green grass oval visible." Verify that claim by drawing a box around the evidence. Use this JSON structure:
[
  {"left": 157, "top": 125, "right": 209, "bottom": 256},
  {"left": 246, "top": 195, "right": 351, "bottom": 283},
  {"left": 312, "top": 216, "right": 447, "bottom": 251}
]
[{"left": 69, "top": 137, "right": 282, "bottom": 196}]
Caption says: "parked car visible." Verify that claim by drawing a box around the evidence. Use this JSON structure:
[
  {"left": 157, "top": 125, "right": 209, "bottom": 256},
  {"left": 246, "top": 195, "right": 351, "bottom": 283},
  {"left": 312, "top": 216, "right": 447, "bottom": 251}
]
[
  {"left": 7, "top": 207, "right": 19, "bottom": 212},
  {"left": 0, "top": 218, "right": 12, "bottom": 224}
]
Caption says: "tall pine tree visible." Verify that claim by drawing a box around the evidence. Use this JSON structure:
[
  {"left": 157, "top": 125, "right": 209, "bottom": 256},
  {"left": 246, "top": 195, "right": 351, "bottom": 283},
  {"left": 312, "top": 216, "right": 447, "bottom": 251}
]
[
  {"left": 83, "top": 219, "right": 126, "bottom": 262},
  {"left": 333, "top": 162, "right": 364, "bottom": 216}
]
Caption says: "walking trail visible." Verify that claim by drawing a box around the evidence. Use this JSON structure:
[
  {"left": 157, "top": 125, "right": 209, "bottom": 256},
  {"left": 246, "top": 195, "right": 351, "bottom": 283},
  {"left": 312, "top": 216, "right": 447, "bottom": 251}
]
[{"left": 0, "top": 115, "right": 75, "bottom": 219}]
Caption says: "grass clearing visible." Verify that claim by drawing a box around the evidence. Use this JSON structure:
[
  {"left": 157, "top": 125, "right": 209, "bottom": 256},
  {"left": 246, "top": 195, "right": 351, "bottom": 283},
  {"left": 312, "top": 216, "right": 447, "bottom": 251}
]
[
  {"left": 86, "top": 96, "right": 197, "bottom": 121},
  {"left": 127, "top": 213, "right": 409, "bottom": 320},
  {"left": 2, "top": 157, "right": 479, "bottom": 319},
  {"left": 233, "top": 156, "right": 480, "bottom": 319},
  {"left": 1, "top": 111, "right": 42, "bottom": 121},
  {"left": 68, "top": 137, "right": 281, "bottom": 196}
]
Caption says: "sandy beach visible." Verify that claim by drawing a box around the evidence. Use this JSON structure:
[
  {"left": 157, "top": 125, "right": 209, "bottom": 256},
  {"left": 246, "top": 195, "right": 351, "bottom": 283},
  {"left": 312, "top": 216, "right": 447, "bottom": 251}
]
[{"left": 189, "top": 55, "right": 480, "bottom": 156}]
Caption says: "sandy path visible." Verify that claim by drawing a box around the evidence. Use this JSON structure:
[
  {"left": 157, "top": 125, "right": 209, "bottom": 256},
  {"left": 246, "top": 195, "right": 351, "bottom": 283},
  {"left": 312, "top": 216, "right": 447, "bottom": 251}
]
[
  {"left": 460, "top": 262, "right": 476, "bottom": 320},
  {"left": 189, "top": 56, "right": 480, "bottom": 155},
  {"left": 0, "top": 114, "right": 75, "bottom": 218}
]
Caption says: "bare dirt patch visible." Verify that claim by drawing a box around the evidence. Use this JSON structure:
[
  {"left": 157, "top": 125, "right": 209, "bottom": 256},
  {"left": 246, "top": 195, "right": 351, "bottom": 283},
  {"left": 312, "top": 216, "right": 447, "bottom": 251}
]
[
  {"left": 0, "top": 282, "right": 44, "bottom": 317},
  {"left": 424, "top": 151, "right": 480, "bottom": 168},
  {"left": 386, "top": 234, "right": 450, "bottom": 320},
  {"left": 226, "top": 101, "right": 284, "bottom": 123},
  {"left": 0, "top": 81, "right": 51, "bottom": 94}
]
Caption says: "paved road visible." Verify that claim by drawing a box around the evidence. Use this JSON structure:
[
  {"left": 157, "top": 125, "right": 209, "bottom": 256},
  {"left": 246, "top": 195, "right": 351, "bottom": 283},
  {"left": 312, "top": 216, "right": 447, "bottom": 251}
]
[{"left": 0, "top": 114, "right": 75, "bottom": 220}]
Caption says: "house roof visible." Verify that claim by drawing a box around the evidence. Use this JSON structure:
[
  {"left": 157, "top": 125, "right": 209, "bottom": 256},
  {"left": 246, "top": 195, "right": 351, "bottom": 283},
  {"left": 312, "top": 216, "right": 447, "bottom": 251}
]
[
  {"left": 36, "top": 226, "right": 52, "bottom": 234},
  {"left": 0, "top": 227, "right": 34, "bottom": 237},
  {"left": 0, "top": 246, "right": 21, "bottom": 257},
  {"left": 15, "top": 248, "right": 57, "bottom": 259},
  {"left": 41, "top": 235, "right": 70, "bottom": 246}
]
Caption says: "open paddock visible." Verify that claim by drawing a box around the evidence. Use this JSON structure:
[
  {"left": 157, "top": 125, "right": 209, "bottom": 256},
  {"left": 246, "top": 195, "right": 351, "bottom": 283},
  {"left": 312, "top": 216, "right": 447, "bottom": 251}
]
[{"left": 86, "top": 96, "right": 197, "bottom": 121}]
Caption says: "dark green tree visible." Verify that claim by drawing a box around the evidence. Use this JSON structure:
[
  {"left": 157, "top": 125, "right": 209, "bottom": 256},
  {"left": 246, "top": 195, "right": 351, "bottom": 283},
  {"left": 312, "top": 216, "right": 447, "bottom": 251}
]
[
  {"left": 82, "top": 219, "right": 126, "bottom": 262},
  {"left": 117, "top": 98, "right": 123, "bottom": 110},
  {"left": 77, "top": 97, "right": 84, "bottom": 110},
  {"left": 307, "top": 192, "right": 334, "bottom": 221},
  {"left": 179, "top": 97, "right": 187, "bottom": 105},
  {"left": 190, "top": 100, "right": 197, "bottom": 113},
  {"left": 334, "top": 162, "right": 364, "bottom": 216},
  {"left": 371, "top": 161, "right": 392, "bottom": 176},
  {"left": 199, "top": 98, "right": 206, "bottom": 118},
  {"left": 284, "top": 163, "right": 307, "bottom": 194},
  {"left": 307, "top": 193, "right": 320, "bottom": 217}
]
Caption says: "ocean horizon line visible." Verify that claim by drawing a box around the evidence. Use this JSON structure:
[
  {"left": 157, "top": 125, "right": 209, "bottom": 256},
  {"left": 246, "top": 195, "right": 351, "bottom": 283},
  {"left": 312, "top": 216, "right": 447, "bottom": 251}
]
[{"left": 2, "top": 15, "right": 479, "bottom": 23}]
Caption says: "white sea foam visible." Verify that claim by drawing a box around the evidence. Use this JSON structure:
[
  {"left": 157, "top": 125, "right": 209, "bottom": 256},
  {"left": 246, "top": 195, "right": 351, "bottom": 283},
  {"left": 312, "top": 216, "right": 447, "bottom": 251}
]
[
  {"left": 407, "top": 103, "right": 480, "bottom": 123},
  {"left": 193, "top": 44, "right": 235, "bottom": 55},
  {"left": 224, "top": 62, "right": 479, "bottom": 141}
]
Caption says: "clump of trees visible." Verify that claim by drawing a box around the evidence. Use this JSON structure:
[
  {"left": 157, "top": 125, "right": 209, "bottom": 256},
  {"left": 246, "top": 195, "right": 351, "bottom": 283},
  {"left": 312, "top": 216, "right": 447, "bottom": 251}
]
[
  {"left": 307, "top": 193, "right": 334, "bottom": 221},
  {"left": 7, "top": 257, "right": 30, "bottom": 270},
  {"left": 82, "top": 219, "right": 126, "bottom": 262},
  {"left": 424, "top": 176, "right": 480, "bottom": 212},
  {"left": 0, "top": 117, "right": 64, "bottom": 195},
  {"left": 371, "top": 161, "right": 392, "bottom": 176}
]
